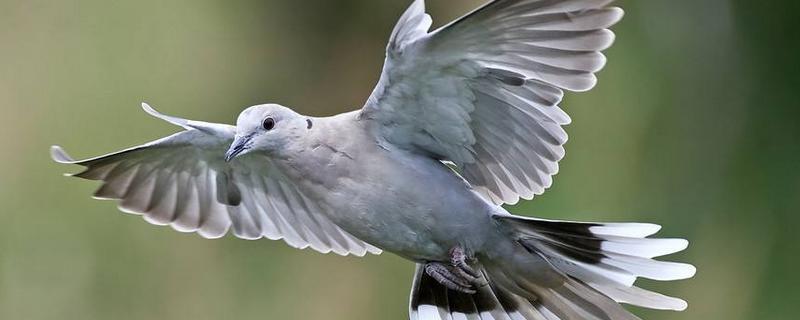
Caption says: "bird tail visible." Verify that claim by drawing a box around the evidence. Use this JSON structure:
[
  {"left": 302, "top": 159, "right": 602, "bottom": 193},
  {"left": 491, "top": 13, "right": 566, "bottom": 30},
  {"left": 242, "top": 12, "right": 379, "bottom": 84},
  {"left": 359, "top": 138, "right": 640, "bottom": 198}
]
[{"left": 409, "top": 215, "right": 695, "bottom": 320}]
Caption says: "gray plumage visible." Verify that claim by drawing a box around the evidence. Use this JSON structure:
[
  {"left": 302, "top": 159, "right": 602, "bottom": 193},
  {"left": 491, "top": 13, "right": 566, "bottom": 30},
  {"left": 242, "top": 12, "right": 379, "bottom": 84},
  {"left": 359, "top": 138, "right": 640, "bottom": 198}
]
[{"left": 51, "top": 1, "right": 695, "bottom": 319}]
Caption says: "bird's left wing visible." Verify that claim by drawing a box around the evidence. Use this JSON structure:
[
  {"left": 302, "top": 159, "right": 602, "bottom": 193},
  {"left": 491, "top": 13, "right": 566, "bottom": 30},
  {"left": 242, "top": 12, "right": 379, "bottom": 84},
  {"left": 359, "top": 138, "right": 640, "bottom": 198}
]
[
  {"left": 361, "top": 0, "right": 623, "bottom": 205},
  {"left": 51, "top": 104, "right": 380, "bottom": 256}
]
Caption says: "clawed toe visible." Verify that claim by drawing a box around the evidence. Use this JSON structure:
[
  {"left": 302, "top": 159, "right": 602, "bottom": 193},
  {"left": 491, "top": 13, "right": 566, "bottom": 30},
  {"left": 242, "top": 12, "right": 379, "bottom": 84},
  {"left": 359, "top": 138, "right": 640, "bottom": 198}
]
[
  {"left": 424, "top": 263, "right": 476, "bottom": 294},
  {"left": 424, "top": 246, "right": 487, "bottom": 294},
  {"left": 450, "top": 246, "right": 482, "bottom": 279}
]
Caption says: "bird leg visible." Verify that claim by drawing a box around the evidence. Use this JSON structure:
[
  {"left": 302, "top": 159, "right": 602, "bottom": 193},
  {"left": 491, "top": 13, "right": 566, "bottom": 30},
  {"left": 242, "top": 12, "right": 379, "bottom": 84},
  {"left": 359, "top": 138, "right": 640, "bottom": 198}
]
[{"left": 423, "top": 246, "right": 486, "bottom": 294}]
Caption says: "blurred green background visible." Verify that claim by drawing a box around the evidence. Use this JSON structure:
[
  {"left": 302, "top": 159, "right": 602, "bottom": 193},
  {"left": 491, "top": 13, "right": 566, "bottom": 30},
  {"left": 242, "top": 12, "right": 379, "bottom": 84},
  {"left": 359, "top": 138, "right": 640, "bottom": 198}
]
[{"left": 1, "top": 0, "right": 798, "bottom": 319}]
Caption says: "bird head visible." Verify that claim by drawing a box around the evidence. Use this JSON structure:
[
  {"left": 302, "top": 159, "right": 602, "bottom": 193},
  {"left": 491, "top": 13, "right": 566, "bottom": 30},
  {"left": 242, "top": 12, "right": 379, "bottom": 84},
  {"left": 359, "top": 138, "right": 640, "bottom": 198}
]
[{"left": 225, "top": 104, "right": 308, "bottom": 161}]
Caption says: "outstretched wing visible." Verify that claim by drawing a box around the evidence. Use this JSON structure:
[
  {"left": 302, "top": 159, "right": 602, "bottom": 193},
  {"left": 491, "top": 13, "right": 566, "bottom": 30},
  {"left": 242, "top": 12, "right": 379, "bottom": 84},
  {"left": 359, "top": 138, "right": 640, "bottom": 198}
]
[
  {"left": 52, "top": 104, "right": 380, "bottom": 257},
  {"left": 361, "top": 0, "right": 623, "bottom": 205}
]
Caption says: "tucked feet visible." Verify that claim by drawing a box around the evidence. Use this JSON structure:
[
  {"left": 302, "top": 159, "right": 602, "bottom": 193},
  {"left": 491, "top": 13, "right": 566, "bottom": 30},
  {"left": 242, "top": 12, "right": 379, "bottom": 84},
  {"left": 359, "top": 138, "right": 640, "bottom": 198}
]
[{"left": 424, "top": 246, "right": 486, "bottom": 294}]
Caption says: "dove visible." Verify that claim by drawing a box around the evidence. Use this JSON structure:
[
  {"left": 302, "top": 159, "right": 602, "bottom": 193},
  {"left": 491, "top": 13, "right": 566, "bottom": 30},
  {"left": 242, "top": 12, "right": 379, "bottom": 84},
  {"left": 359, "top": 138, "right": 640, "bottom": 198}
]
[{"left": 51, "top": 0, "right": 696, "bottom": 319}]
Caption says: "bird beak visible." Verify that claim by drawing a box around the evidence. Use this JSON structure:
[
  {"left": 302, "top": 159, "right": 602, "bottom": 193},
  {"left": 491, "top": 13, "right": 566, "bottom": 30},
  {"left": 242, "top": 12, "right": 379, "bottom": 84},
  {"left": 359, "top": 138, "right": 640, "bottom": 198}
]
[{"left": 225, "top": 135, "right": 251, "bottom": 162}]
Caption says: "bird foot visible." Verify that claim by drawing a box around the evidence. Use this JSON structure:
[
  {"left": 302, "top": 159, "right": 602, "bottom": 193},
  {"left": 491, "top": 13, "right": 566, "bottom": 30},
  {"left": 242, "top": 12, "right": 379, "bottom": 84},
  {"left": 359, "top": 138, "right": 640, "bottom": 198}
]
[{"left": 424, "top": 246, "right": 486, "bottom": 294}]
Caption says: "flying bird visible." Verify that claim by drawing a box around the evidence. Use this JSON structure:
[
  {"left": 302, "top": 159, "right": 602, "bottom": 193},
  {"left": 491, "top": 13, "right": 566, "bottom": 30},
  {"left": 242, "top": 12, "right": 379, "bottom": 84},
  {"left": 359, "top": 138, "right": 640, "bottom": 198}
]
[{"left": 52, "top": 0, "right": 696, "bottom": 319}]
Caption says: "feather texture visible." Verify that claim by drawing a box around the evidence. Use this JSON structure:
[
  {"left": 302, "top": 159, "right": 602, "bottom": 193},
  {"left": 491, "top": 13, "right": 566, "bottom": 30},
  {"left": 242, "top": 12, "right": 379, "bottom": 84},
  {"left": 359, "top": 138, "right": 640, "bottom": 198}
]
[
  {"left": 496, "top": 215, "right": 694, "bottom": 312},
  {"left": 410, "top": 263, "right": 643, "bottom": 320},
  {"left": 362, "top": 0, "right": 623, "bottom": 205},
  {"left": 51, "top": 105, "right": 380, "bottom": 257}
]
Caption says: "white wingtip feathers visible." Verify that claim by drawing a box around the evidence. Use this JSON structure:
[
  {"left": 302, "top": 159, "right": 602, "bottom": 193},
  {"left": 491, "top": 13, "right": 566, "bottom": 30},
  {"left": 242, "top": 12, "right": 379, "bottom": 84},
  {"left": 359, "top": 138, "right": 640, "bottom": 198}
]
[
  {"left": 388, "top": 0, "right": 431, "bottom": 52},
  {"left": 50, "top": 145, "right": 76, "bottom": 164},
  {"left": 141, "top": 102, "right": 190, "bottom": 128},
  {"left": 609, "top": 7, "right": 625, "bottom": 25}
]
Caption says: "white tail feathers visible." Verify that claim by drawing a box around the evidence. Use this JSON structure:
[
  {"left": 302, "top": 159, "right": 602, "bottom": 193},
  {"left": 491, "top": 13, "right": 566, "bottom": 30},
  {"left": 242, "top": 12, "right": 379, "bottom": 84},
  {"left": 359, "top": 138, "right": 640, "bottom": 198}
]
[
  {"left": 589, "top": 282, "right": 688, "bottom": 311},
  {"left": 408, "top": 215, "right": 693, "bottom": 319},
  {"left": 589, "top": 223, "right": 661, "bottom": 238},
  {"left": 495, "top": 215, "right": 695, "bottom": 312},
  {"left": 599, "top": 236, "right": 688, "bottom": 259}
]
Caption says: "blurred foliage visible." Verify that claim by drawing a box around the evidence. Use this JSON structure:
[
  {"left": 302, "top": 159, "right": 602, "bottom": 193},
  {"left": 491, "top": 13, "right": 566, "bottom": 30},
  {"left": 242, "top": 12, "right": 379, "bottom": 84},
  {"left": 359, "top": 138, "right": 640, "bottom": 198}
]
[{"left": 1, "top": 0, "right": 798, "bottom": 319}]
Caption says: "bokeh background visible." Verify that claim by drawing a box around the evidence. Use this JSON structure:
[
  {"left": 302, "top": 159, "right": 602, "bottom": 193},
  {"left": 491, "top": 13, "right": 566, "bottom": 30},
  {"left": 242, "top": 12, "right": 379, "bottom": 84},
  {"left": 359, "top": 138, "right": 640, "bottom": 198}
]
[{"left": 1, "top": 0, "right": 798, "bottom": 319}]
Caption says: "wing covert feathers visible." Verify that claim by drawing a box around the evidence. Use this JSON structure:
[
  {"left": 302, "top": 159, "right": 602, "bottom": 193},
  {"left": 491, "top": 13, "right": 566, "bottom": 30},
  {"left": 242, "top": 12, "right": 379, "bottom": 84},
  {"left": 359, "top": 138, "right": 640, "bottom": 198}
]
[
  {"left": 52, "top": 107, "right": 380, "bottom": 257},
  {"left": 364, "top": 0, "right": 624, "bottom": 205}
]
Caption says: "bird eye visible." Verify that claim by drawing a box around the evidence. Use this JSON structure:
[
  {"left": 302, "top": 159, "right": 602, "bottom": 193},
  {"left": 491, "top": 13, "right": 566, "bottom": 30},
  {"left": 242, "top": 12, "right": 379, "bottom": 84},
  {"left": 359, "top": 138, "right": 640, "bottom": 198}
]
[{"left": 262, "top": 117, "right": 275, "bottom": 131}]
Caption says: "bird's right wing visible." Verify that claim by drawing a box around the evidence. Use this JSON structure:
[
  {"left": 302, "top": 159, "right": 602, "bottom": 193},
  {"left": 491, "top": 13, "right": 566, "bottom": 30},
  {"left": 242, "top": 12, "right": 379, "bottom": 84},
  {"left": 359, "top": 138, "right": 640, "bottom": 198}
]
[
  {"left": 51, "top": 104, "right": 380, "bottom": 257},
  {"left": 361, "top": 0, "right": 623, "bottom": 205}
]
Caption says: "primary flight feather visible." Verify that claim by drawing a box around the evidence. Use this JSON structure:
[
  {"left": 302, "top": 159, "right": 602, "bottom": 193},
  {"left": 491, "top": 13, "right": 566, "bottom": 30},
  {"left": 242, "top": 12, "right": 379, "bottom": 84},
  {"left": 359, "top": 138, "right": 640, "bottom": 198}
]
[{"left": 52, "top": 1, "right": 695, "bottom": 319}]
